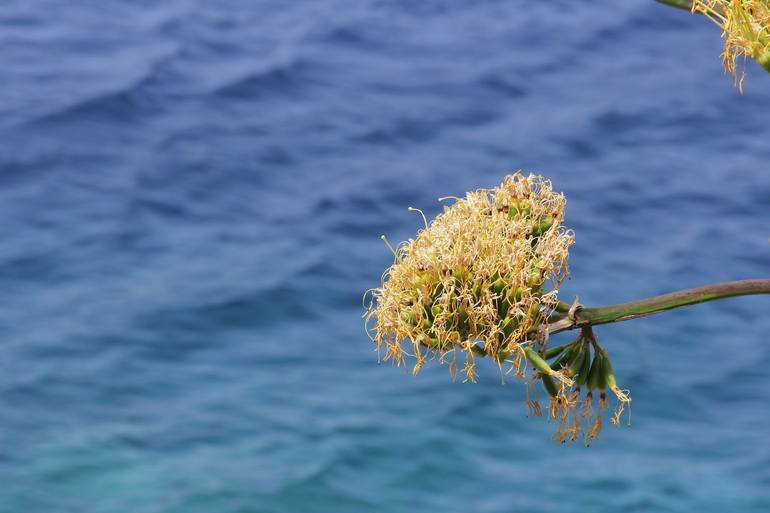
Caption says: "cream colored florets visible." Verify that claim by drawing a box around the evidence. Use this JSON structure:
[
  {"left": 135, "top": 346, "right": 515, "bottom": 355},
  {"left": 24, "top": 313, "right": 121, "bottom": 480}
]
[
  {"left": 364, "top": 172, "right": 574, "bottom": 383},
  {"left": 693, "top": 0, "right": 770, "bottom": 90}
]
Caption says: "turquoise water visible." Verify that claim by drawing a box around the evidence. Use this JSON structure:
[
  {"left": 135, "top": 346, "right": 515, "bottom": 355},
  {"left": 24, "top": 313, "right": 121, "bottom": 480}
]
[{"left": 1, "top": 1, "right": 769, "bottom": 511}]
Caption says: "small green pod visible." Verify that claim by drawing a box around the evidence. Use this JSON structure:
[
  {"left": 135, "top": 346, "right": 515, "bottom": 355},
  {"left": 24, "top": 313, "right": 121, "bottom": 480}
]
[
  {"left": 587, "top": 350, "right": 603, "bottom": 391},
  {"left": 603, "top": 352, "right": 617, "bottom": 390},
  {"left": 597, "top": 350, "right": 608, "bottom": 391},
  {"left": 524, "top": 347, "right": 553, "bottom": 375},
  {"left": 507, "top": 199, "right": 532, "bottom": 220},
  {"left": 567, "top": 344, "right": 587, "bottom": 378},
  {"left": 544, "top": 342, "right": 570, "bottom": 360},
  {"left": 541, "top": 374, "right": 559, "bottom": 397},
  {"left": 532, "top": 216, "right": 555, "bottom": 237},
  {"left": 563, "top": 343, "right": 582, "bottom": 367},
  {"left": 498, "top": 287, "right": 524, "bottom": 320},
  {"left": 552, "top": 345, "right": 575, "bottom": 369},
  {"left": 575, "top": 346, "right": 592, "bottom": 387},
  {"left": 457, "top": 305, "right": 468, "bottom": 324},
  {"left": 491, "top": 277, "right": 506, "bottom": 295},
  {"left": 453, "top": 269, "right": 471, "bottom": 288},
  {"left": 500, "top": 316, "right": 518, "bottom": 337},
  {"left": 507, "top": 286, "right": 524, "bottom": 304},
  {"left": 498, "top": 298, "right": 510, "bottom": 320}
]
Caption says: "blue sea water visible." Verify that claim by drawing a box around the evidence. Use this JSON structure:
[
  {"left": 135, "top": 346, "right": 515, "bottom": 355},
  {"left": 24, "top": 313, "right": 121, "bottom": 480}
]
[{"left": 1, "top": 1, "right": 769, "bottom": 511}]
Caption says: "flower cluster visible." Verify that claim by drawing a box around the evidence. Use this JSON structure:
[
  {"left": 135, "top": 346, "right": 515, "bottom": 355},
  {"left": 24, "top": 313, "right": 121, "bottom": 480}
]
[
  {"left": 525, "top": 328, "right": 631, "bottom": 445},
  {"left": 364, "top": 172, "right": 631, "bottom": 444},
  {"left": 365, "top": 172, "right": 572, "bottom": 382},
  {"left": 693, "top": 0, "right": 770, "bottom": 89}
]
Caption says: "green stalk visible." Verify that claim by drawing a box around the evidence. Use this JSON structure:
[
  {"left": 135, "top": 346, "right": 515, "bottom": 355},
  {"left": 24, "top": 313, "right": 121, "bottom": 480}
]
[
  {"left": 655, "top": 0, "right": 694, "bottom": 11},
  {"left": 549, "top": 279, "right": 770, "bottom": 334}
]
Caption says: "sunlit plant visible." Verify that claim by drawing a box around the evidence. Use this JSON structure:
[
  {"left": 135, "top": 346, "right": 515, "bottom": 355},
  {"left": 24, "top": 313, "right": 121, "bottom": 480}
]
[
  {"left": 658, "top": 0, "right": 770, "bottom": 90},
  {"left": 364, "top": 172, "right": 769, "bottom": 445}
]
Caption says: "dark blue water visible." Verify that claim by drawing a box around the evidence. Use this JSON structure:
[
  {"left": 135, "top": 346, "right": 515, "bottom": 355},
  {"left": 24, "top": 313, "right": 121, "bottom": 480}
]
[{"left": 2, "top": 1, "right": 769, "bottom": 511}]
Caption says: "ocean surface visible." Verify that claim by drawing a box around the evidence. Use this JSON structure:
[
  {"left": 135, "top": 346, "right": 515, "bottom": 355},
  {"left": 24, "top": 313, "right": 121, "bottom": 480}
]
[{"left": 1, "top": 1, "right": 769, "bottom": 512}]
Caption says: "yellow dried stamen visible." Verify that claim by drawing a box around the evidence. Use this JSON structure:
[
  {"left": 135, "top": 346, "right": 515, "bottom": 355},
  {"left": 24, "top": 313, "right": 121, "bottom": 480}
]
[
  {"left": 380, "top": 234, "right": 397, "bottom": 257},
  {"left": 581, "top": 392, "right": 595, "bottom": 446},
  {"left": 407, "top": 206, "right": 429, "bottom": 230},
  {"left": 587, "top": 394, "right": 608, "bottom": 443},
  {"left": 548, "top": 396, "right": 560, "bottom": 421},
  {"left": 412, "top": 347, "right": 426, "bottom": 376},
  {"left": 365, "top": 171, "right": 573, "bottom": 380},
  {"left": 366, "top": 171, "right": 584, "bottom": 440},
  {"left": 610, "top": 386, "right": 632, "bottom": 426},
  {"left": 692, "top": 0, "right": 770, "bottom": 90}
]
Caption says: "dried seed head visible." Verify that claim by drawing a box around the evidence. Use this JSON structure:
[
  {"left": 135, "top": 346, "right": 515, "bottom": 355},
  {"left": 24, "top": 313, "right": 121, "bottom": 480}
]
[
  {"left": 364, "top": 172, "right": 574, "bottom": 382},
  {"left": 692, "top": 0, "right": 770, "bottom": 91},
  {"left": 363, "top": 173, "right": 635, "bottom": 444}
]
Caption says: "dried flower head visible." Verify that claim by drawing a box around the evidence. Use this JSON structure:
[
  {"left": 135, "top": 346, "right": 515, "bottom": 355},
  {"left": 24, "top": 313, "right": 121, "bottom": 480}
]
[
  {"left": 693, "top": 0, "right": 770, "bottom": 90},
  {"left": 364, "top": 172, "right": 632, "bottom": 444},
  {"left": 364, "top": 172, "right": 573, "bottom": 381}
]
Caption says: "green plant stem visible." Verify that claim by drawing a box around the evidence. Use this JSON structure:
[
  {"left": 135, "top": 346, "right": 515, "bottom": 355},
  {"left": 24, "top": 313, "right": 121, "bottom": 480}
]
[
  {"left": 548, "top": 279, "right": 770, "bottom": 335},
  {"left": 655, "top": 0, "right": 693, "bottom": 11}
]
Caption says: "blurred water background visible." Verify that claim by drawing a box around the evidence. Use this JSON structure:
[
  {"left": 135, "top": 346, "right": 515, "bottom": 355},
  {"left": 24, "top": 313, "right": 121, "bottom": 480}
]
[{"left": 1, "top": 1, "right": 769, "bottom": 512}]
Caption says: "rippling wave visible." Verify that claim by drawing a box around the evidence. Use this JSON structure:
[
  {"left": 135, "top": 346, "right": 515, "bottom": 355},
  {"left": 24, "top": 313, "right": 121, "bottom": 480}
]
[{"left": 1, "top": 1, "right": 769, "bottom": 512}]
